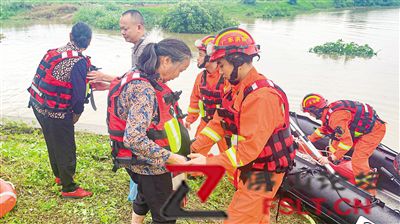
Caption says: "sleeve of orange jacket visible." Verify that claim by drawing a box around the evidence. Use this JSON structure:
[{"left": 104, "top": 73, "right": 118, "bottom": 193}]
[
  {"left": 191, "top": 111, "right": 225, "bottom": 156},
  {"left": 308, "top": 127, "right": 328, "bottom": 142},
  {"left": 186, "top": 72, "right": 203, "bottom": 124},
  {"left": 205, "top": 89, "right": 283, "bottom": 171},
  {"left": 328, "top": 110, "right": 354, "bottom": 159}
]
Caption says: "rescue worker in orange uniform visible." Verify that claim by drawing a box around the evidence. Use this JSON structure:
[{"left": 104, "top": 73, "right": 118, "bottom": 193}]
[
  {"left": 185, "top": 35, "right": 228, "bottom": 154},
  {"left": 302, "top": 94, "right": 386, "bottom": 196},
  {"left": 186, "top": 28, "right": 297, "bottom": 223}
]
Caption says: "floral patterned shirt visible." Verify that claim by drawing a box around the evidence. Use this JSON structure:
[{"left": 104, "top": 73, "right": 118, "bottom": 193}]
[{"left": 117, "top": 79, "right": 171, "bottom": 175}]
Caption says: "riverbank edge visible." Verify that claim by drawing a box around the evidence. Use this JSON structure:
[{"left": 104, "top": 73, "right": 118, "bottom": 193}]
[{"left": 1, "top": 2, "right": 399, "bottom": 32}]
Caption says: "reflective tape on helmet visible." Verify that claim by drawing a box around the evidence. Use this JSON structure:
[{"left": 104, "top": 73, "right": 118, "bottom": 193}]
[
  {"left": 164, "top": 118, "right": 182, "bottom": 153},
  {"left": 206, "top": 42, "right": 214, "bottom": 56},
  {"left": 188, "top": 106, "right": 200, "bottom": 114},
  {"left": 194, "top": 39, "right": 203, "bottom": 49},
  {"left": 200, "top": 127, "right": 221, "bottom": 142},
  {"left": 338, "top": 142, "right": 352, "bottom": 151},
  {"left": 225, "top": 146, "right": 243, "bottom": 168}
]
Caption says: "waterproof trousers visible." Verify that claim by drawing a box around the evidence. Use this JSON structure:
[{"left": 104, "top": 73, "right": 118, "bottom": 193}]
[
  {"left": 352, "top": 121, "right": 386, "bottom": 196},
  {"left": 224, "top": 171, "right": 285, "bottom": 224},
  {"left": 33, "top": 108, "right": 78, "bottom": 192},
  {"left": 195, "top": 119, "right": 228, "bottom": 154}
]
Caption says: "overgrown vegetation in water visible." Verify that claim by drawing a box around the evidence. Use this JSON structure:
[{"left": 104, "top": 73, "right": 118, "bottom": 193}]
[
  {"left": 309, "top": 39, "right": 378, "bottom": 58},
  {"left": 160, "top": 2, "right": 238, "bottom": 33},
  {"left": 2, "top": 0, "right": 400, "bottom": 33},
  {"left": 0, "top": 120, "right": 309, "bottom": 223}
]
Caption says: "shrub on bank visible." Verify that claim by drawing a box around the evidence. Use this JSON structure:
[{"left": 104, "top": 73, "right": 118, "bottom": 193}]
[
  {"left": 73, "top": 4, "right": 122, "bottom": 30},
  {"left": 334, "top": 0, "right": 400, "bottom": 7},
  {"left": 0, "top": 1, "right": 33, "bottom": 20},
  {"left": 309, "top": 39, "right": 377, "bottom": 58},
  {"left": 160, "top": 2, "right": 238, "bottom": 33}
]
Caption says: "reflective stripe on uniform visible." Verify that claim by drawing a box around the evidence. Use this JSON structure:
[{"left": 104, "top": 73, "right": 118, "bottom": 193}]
[
  {"left": 338, "top": 142, "right": 352, "bottom": 150},
  {"left": 225, "top": 146, "right": 243, "bottom": 168},
  {"left": 354, "top": 131, "right": 363, "bottom": 137},
  {"left": 164, "top": 118, "right": 182, "bottom": 153},
  {"left": 188, "top": 106, "right": 200, "bottom": 113},
  {"left": 30, "top": 84, "right": 43, "bottom": 97},
  {"left": 200, "top": 127, "right": 221, "bottom": 142}
]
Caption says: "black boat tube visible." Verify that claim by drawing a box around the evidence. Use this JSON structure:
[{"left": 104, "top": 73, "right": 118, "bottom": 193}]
[{"left": 283, "top": 156, "right": 400, "bottom": 224}]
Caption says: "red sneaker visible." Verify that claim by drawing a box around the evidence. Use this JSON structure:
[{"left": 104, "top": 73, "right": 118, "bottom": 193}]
[
  {"left": 61, "top": 187, "right": 92, "bottom": 199},
  {"left": 55, "top": 177, "right": 62, "bottom": 186}
]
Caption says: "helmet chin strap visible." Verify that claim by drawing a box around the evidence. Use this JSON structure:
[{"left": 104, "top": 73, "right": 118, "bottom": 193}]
[
  {"left": 228, "top": 65, "right": 240, "bottom": 85},
  {"left": 228, "top": 60, "right": 244, "bottom": 85},
  {"left": 198, "top": 55, "right": 210, "bottom": 69},
  {"left": 312, "top": 107, "right": 325, "bottom": 119}
]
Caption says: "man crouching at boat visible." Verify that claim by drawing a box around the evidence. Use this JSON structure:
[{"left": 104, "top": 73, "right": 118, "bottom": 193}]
[{"left": 301, "top": 94, "right": 386, "bottom": 196}]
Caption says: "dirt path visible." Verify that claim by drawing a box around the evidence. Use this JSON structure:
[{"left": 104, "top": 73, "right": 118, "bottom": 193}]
[{"left": 15, "top": 4, "right": 78, "bottom": 23}]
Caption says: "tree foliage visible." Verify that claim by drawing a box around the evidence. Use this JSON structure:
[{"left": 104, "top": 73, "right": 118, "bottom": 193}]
[{"left": 160, "top": 2, "right": 238, "bottom": 33}]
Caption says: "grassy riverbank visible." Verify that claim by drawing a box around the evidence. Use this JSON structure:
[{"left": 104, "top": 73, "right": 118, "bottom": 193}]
[
  {"left": 0, "top": 120, "right": 309, "bottom": 223},
  {"left": 1, "top": 0, "right": 399, "bottom": 31}
]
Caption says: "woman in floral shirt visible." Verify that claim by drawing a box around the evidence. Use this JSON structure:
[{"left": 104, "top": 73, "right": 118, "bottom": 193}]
[{"left": 112, "top": 39, "right": 191, "bottom": 224}]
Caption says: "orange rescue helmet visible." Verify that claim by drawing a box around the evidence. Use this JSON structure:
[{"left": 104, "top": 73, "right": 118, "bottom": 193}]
[
  {"left": 194, "top": 35, "right": 215, "bottom": 52},
  {"left": 301, "top": 93, "right": 328, "bottom": 114},
  {"left": 207, "top": 27, "right": 260, "bottom": 62}
]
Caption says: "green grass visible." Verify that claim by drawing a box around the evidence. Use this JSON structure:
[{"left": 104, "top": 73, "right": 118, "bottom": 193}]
[{"left": 0, "top": 120, "right": 309, "bottom": 223}]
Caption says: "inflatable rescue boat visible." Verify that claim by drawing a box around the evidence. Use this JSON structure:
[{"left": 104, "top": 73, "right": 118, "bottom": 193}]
[{"left": 280, "top": 112, "right": 400, "bottom": 224}]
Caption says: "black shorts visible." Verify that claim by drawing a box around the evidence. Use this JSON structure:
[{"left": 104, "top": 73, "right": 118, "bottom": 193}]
[{"left": 126, "top": 169, "right": 176, "bottom": 224}]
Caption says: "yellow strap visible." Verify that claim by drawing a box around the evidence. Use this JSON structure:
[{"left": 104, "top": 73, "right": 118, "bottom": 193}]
[
  {"left": 328, "top": 144, "right": 336, "bottom": 153},
  {"left": 198, "top": 100, "right": 205, "bottom": 117},
  {"left": 187, "top": 106, "right": 200, "bottom": 113},
  {"left": 164, "top": 118, "right": 181, "bottom": 153},
  {"left": 338, "top": 142, "right": 352, "bottom": 150},
  {"left": 230, "top": 134, "right": 245, "bottom": 147},
  {"left": 354, "top": 131, "right": 363, "bottom": 137},
  {"left": 85, "top": 83, "right": 90, "bottom": 97},
  {"left": 225, "top": 146, "right": 243, "bottom": 168},
  {"left": 200, "top": 127, "right": 221, "bottom": 142},
  {"left": 314, "top": 128, "right": 325, "bottom": 137}
]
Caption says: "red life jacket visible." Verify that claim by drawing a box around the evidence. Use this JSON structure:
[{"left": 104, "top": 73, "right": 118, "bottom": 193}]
[
  {"left": 199, "top": 70, "right": 225, "bottom": 122},
  {"left": 28, "top": 49, "right": 91, "bottom": 112},
  {"left": 217, "top": 77, "right": 296, "bottom": 175},
  {"left": 107, "top": 70, "right": 190, "bottom": 171},
  {"left": 323, "top": 100, "right": 384, "bottom": 139}
]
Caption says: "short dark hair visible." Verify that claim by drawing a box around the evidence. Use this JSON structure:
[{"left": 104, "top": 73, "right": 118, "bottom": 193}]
[
  {"left": 225, "top": 53, "right": 258, "bottom": 66},
  {"left": 138, "top": 38, "right": 192, "bottom": 76},
  {"left": 71, "top": 22, "right": 92, "bottom": 49},
  {"left": 122, "top": 9, "right": 145, "bottom": 25}
]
